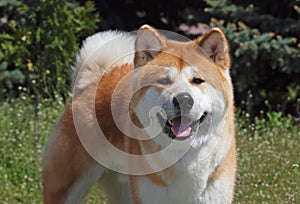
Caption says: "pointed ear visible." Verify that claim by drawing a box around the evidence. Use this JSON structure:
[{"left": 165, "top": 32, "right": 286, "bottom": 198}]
[
  {"left": 134, "top": 25, "right": 166, "bottom": 68},
  {"left": 196, "top": 28, "right": 230, "bottom": 69}
]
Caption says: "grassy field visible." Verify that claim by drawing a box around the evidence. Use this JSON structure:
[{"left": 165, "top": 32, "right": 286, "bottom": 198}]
[{"left": 0, "top": 95, "right": 299, "bottom": 203}]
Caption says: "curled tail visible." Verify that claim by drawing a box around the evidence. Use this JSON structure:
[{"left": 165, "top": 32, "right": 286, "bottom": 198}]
[{"left": 72, "top": 31, "right": 135, "bottom": 89}]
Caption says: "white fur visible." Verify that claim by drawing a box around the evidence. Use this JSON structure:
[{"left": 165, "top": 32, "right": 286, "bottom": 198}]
[
  {"left": 135, "top": 129, "right": 231, "bottom": 204},
  {"left": 132, "top": 65, "right": 231, "bottom": 203},
  {"left": 65, "top": 167, "right": 133, "bottom": 204},
  {"left": 72, "top": 31, "right": 135, "bottom": 89},
  {"left": 99, "top": 173, "right": 132, "bottom": 203},
  {"left": 65, "top": 165, "right": 103, "bottom": 204}
]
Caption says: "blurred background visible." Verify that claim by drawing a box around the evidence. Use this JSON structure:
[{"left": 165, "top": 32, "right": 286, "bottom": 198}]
[
  {"left": 0, "top": 0, "right": 299, "bottom": 203},
  {"left": 1, "top": 0, "right": 299, "bottom": 116}
]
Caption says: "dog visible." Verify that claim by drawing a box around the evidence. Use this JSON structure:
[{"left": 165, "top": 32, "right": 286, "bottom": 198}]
[{"left": 43, "top": 25, "right": 236, "bottom": 204}]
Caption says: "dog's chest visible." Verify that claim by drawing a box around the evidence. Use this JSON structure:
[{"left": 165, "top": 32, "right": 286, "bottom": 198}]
[{"left": 135, "top": 156, "right": 212, "bottom": 204}]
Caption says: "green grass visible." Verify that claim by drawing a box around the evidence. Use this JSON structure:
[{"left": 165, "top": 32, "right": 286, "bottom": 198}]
[
  {"left": 235, "top": 112, "right": 300, "bottom": 203},
  {"left": 0, "top": 96, "right": 299, "bottom": 203},
  {"left": 0, "top": 94, "right": 66, "bottom": 204}
]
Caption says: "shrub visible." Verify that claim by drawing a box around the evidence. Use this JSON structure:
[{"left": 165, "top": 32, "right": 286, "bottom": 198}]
[
  {"left": 204, "top": 0, "right": 300, "bottom": 115},
  {"left": 0, "top": 0, "right": 99, "bottom": 99},
  {"left": 92, "top": 0, "right": 300, "bottom": 115}
]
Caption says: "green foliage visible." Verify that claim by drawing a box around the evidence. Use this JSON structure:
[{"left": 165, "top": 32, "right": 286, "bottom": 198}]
[
  {"left": 1, "top": 0, "right": 299, "bottom": 115},
  {"left": 0, "top": 0, "right": 99, "bottom": 99},
  {"left": 92, "top": 0, "right": 300, "bottom": 115},
  {"left": 92, "top": 0, "right": 207, "bottom": 31},
  {"left": 204, "top": 0, "right": 300, "bottom": 115}
]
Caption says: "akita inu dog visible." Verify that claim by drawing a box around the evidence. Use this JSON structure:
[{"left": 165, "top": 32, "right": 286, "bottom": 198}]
[{"left": 43, "top": 25, "right": 236, "bottom": 204}]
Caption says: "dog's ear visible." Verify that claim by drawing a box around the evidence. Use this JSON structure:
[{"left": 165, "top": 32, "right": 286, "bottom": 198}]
[
  {"left": 134, "top": 25, "right": 166, "bottom": 68},
  {"left": 196, "top": 28, "right": 230, "bottom": 69}
]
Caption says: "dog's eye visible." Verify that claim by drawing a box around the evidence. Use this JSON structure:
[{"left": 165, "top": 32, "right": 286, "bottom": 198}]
[
  {"left": 192, "top": 77, "right": 205, "bottom": 85},
  {"left": 157, "top": 78, "right": 172, "bottom": 85}
]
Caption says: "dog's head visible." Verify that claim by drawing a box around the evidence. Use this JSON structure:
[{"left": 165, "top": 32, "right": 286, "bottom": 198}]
[{"left": 131, "top": 25, "right": 233, "bottom": 148}]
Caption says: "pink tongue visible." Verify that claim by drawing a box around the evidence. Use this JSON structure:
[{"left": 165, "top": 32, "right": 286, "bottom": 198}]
[{"left": 171, "top": 117, "right": 191, "bottom": 137}]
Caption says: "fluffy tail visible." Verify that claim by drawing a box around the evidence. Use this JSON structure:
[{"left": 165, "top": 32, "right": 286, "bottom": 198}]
[{"left": 72, "top": 31, "right": 135, "bottom": 89}]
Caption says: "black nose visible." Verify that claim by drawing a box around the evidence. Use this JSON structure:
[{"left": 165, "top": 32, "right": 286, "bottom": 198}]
[{"left": 173, "top": 92, "right": 194, "bottom": 111}]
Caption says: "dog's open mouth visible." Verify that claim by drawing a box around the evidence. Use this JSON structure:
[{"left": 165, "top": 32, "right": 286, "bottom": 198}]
[{"left": 162, "top": 112, "right": 207, "bottom": 140}]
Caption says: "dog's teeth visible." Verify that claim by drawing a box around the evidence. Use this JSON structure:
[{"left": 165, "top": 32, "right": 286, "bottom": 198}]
[{"left": 168, "top": 120, "right": 172, "bottom": 125}]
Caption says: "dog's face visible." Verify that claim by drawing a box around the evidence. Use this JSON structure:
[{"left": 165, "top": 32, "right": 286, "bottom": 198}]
[{"left": 131, "top": 25, "right": 232, "bottom": 149}]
